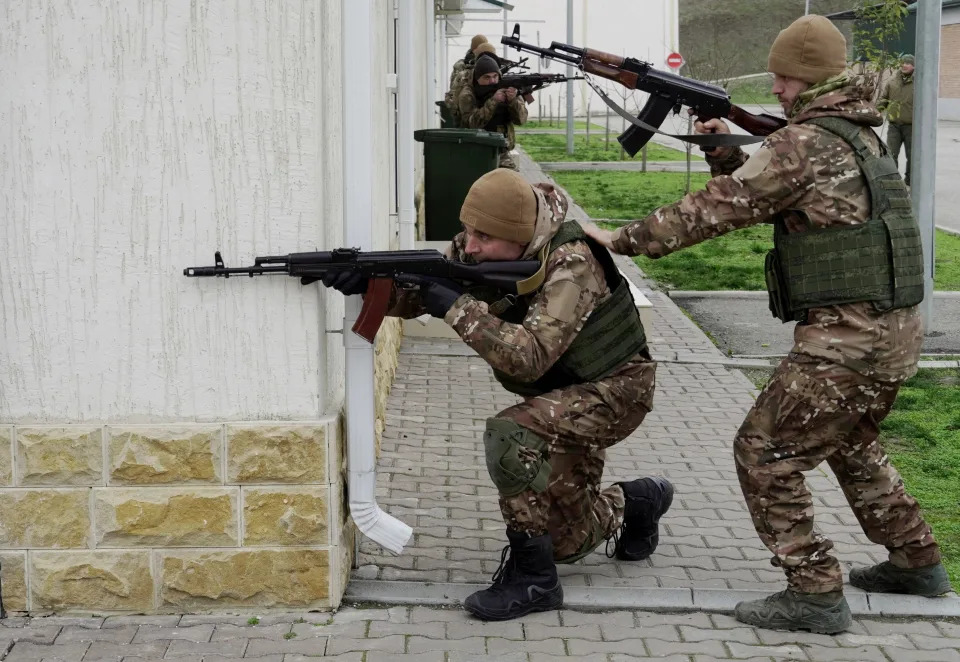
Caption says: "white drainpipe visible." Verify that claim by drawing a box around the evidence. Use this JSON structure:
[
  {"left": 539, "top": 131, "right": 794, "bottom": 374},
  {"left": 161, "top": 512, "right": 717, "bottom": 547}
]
[
  {"left": 425, "top": 0, "right": 437, "bottom": 125},
  {"left": 343, "top": 0, "right": 412, "bottom": 555},
  {"left": 398, "top": 0, "right": 416, "bottom": 250}
]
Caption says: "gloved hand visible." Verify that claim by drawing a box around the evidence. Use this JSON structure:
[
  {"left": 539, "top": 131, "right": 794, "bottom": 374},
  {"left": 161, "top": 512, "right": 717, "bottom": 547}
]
[
  {"left": 305, "top": 271, "right": 368, "bottom": 295},
  {"left": 402, "top": 275, "right": 465, "bottom": 319}
]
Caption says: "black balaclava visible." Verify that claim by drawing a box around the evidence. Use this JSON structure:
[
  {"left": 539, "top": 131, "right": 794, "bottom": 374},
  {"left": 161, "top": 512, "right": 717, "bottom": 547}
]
[{"left": 472, "top": 54, "right": 501, "bottom": 101}]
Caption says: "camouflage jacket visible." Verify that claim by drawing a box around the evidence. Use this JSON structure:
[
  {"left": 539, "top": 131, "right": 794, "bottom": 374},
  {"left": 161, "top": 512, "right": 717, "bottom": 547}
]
[
  {"left": 457, "top": 83, "right": 527, "bottom": 151},
  {"left": 390, "top": 184, "right": 650, "bottom": 388},
  {"left": 611, "top": 79, "right": 922, "bottom": 382},
  {"left": 878, "top": 72, "right": 914, "bottom": 124},
  {"left": 449, "top": 50, "right": 475, "bottom": 89}
]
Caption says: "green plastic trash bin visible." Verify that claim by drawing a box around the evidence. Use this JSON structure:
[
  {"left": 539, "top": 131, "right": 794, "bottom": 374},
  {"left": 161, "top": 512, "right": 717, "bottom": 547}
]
[{"left": 413, "top": 128, "right": 508, "bottom": 241}]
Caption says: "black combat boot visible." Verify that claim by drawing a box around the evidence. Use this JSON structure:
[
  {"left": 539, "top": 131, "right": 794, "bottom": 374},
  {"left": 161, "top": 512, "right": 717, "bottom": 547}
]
[
  {"left": 463, "top": 530, "right": 563, "bottom": 621},
  {"left": 850, "top": 561, "right": 952, "bottom": 596},
  {"left": 735, "top": 589, "right": 852, "bottom": 634},
  {"left": 609, "top": 477, "right": 674, "bottom": 561}
]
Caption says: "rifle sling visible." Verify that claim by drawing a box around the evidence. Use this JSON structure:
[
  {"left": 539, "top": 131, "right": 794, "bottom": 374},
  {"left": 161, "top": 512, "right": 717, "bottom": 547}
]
[{"left": 584, "top": 77, "right": 768, "bottom": 148}]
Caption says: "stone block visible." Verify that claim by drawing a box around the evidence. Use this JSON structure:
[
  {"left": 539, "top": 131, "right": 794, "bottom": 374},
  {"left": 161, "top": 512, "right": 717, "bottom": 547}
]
[
  {"left": 94, "top": 487, "right": 238, "bottom": 547},
  {"left": 108, "top": 424, "right": 222, "bottom": 485},
  {"left": 31, "top": 551, "right": 153, "bottom": 611},
  {"left": 16, "top": 426, "right": 103, "bottom": 486},
  {"left": 226, "top": 425, "right": 327, "bottom": 484},
  {"left": 0, "top": 489, "right": 90, "bottom": 548},
  {"left": 0, "top": 426, "right": 11, "bottom": 486},
  {"left": 0, "top": 551, "right": 27, "bottom": 611},
  {"left": 242, "top": 487, "right": 329, "bottom": 546},
  {"left": 158, "top": 548, "right": 330, "bottom": 609}
]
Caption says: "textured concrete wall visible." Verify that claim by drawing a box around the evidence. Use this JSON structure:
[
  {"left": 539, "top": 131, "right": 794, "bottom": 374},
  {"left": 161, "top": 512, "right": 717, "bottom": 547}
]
[{"left": 0, "top": 1, "right": 335, "bottom": 422}]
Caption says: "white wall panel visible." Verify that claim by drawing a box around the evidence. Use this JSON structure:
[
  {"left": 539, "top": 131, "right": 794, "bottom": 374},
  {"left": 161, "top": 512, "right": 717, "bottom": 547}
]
[{"left": 0, "top": 1, "right": 331, "bottom": 422}]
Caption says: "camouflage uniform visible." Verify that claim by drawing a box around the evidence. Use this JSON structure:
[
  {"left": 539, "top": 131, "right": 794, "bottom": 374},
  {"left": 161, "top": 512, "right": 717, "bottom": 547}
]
[
  {"left": 449, "top": 50, "right": 475, "bottom": 89},
  {"left": 878, "top": 72, "right": 914, "bottom": 185},
  {"left": 444, "top": 52, "right": 476, "bottom": 127},
  {"left": 392, "top": 183, "right": 656, "bottom": 562},
  {"left": 457, "top": 83, "right": 527, "bottom": 171},
  {"left": 610, "top": 78, "right": 940, "bottom": 593}
]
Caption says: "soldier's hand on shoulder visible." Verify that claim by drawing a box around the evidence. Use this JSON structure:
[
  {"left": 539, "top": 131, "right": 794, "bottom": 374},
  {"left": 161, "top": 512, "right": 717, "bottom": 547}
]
[{"left": 583, "top": 224, "right": 617, "bottom": 252}]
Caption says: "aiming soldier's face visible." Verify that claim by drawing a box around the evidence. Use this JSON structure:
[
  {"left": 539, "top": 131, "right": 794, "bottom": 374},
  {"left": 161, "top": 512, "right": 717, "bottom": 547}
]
[
  {"left": 771, "top": 74, "right": 811, "bottom": 114},
  {"left": 463, "top": 226, "right": 526, "bottom": 263},
  {"left": 477, "top": 72, "right": 500, "bottom": 86}
]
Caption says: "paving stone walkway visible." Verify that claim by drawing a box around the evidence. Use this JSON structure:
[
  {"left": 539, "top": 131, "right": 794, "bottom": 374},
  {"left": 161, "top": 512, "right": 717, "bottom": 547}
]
[
  {"left": 4, "top": 150, "right": 958, "bottom": 661},
  {"left": 4, "top": 609, "right": 960, "bottom": 661}
]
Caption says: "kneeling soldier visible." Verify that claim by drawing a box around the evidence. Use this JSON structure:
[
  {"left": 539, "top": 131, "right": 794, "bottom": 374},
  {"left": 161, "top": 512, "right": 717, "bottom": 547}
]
[{"left": 325, "top": 169, "right": 673, "bottom": 621}]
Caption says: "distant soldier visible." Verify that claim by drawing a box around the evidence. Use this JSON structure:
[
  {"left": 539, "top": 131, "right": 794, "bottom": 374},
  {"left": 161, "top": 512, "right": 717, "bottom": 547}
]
[
  {"left": 323, "top": 169, "right": 673, "bottom": 621},
  {"left": 445, "top": 43, "right": 499, "bottom": 127},
  {"left": 457, "top": 51, "right": 527, "bottom": 170},
  {"left": 879, "top": 54, "right": 915, "bottom": 185},
  {"left": 450, "top": 34, "right": 488, "bottom": 89},
  {"left": 586, "top": 16, "right": 948, "bottom": 634}
]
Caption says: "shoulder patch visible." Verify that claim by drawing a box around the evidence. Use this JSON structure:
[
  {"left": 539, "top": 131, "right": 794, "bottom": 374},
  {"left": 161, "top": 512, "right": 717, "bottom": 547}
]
[{"left": 542, "top": 280, "right": 583, "bottom": 323}]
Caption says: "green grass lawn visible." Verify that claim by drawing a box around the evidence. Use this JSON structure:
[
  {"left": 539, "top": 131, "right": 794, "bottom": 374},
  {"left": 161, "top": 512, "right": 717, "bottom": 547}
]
[
  {"left": 725, "top": 76, "right": 780, "bottom": 107},
  {"left": 882, "top": 368, "right": 960, "bottom": 588},
  {"left": 549, "top": 170, "right": 711, "bottom": 220},
  {"left": 551, "top": 170, "right": 960, "bottom": 291},
  {"left": 517, "top": 133, "right": 695, "bottom": 162},
  {"left": 520, "top": 119, "right": 604, "bottom": 130}
]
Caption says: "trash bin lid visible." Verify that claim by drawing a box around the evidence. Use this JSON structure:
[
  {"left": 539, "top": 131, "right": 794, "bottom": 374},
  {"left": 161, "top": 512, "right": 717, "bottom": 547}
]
[{"left": 413, "top": 128, "right": 507, "bottom": 147}]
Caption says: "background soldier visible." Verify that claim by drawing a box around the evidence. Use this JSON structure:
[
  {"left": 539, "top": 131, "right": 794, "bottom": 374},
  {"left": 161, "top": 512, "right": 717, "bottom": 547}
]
[
  {"left": 445, "top": 42, "right": 499, "bottom": 127},
  {"left": 450, "top": 34, "right": 488, "bottom": 89},
  {"left": 324, "top": 168, "right": 673, "bottom": 621},
  {"left": 879, "top": 54, "right": 915, "bottom": 185},
  {"left": 586, "top": 15, "right": 949, "bottom": 634},
  {"left": 457, "top": 51, "right": 527, "bottom": 170}
]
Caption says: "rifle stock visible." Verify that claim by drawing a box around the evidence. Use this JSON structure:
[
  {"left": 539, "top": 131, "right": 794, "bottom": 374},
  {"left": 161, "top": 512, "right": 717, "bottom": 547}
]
[{"left": 726, "top": 105, "right": 787, "bottom": 136}]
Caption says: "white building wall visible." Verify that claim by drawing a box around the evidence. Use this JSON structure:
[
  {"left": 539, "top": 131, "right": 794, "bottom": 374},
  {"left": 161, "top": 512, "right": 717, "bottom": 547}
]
[
  {"left": 451, "top": 0, "right": 679, "bottom": 118},
  {"left": 0, "top": 0, "right": 417, "bottom": 424}
]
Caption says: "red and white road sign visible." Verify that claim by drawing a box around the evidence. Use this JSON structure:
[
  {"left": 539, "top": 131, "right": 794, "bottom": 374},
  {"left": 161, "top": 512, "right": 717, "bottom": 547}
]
[{"left": 666, "top": 52, "right": 684, "bottom": 69}]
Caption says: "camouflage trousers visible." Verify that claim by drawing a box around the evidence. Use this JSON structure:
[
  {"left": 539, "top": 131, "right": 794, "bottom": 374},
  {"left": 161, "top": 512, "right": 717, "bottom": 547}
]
[
  {"left": 498, "top": 150, "right": 519, "bottom": 171},
  {"left": 493, "top": 358, "right": 657, "bottom": 562},
  {"left": 734, "top": 353, "right": 941, "bottom": 594}
]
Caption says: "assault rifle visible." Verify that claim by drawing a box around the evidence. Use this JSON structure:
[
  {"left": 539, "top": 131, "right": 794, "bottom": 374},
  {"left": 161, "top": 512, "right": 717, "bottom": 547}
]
[
  {"left": 501, "top": 24, "right": 787, "bottom": 155},
  {"left": 184, "top": 248, "right": 540, "bottom": 342},
  {"left": 499, "top": 55, "right": 529, "bottom": 73},
  {"left": 499, "top": 73, "right": 582, "bottom": 95}
]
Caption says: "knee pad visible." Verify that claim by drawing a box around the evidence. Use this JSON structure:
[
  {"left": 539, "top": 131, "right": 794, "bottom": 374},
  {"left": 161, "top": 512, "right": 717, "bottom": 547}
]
[{"left": 483, "top": 418, "right": 551, "bottom": 497}]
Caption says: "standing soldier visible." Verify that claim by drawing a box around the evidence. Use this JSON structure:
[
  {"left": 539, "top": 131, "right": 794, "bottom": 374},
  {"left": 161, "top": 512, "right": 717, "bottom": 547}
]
[
  {"left": 586, "top": 15, "right": 949, "bottom": 633},
  {"left": 879, "top": 54, "right": 915, "bottom": 185},
  {"left": 457, "top": 50, "right": 527, "bottom": 170},
  {"left": 450, "top": 34, "right": 488, "bottom": 89},
  {"left": 323, "top": 169, "right": 673, "bottom": 621}
]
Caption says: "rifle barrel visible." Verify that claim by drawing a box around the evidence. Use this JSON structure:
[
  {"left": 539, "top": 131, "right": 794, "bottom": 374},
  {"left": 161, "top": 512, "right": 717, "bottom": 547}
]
[{"left": 183, "top": 265, "right": 289, "bottom": 277}]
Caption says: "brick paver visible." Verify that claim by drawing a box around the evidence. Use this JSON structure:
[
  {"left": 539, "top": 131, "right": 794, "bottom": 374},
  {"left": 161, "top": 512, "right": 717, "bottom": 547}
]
[{"left": 0, "top": 608, "right": 956, "bottom": 659}]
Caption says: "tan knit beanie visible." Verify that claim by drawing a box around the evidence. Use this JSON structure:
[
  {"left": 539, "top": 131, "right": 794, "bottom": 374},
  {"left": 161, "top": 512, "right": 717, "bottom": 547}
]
[
  {"left": 470, "top": 34, "right": 489, "bottom": 51},
  {"left": 473, "top": 42, "right": 498, "bottom": 58},
  {"left": 767, "top": 15, "right": 847, "bottom": 84},
  {"left": 460, "top": 170, "right": 537, "bottom": 244}
]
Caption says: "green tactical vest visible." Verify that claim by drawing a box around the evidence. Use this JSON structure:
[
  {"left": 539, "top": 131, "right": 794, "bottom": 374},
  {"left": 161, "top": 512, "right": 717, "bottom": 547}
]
[
  {"left": 764, "top": 116, "right": 924, "bottom": 323},
  {"left": 486, "top": 222, "right": 648, "bottom": 397}
]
